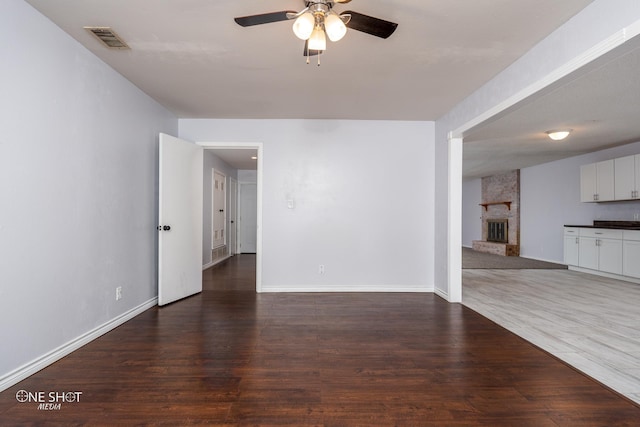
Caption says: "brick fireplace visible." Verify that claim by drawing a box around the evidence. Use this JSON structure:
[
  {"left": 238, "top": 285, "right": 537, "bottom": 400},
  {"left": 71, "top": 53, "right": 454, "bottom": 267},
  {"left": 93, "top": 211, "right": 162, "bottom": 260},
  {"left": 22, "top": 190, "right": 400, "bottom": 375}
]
[{"left": 472, "top": 170, "right": 520, "bottom": 256}]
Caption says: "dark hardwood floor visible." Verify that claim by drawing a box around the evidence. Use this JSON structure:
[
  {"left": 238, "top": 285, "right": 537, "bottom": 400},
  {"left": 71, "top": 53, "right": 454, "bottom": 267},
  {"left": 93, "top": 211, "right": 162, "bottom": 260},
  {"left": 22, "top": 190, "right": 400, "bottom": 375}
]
[{"left": 1, "top": 254, "right": 639, "bottom": 425}]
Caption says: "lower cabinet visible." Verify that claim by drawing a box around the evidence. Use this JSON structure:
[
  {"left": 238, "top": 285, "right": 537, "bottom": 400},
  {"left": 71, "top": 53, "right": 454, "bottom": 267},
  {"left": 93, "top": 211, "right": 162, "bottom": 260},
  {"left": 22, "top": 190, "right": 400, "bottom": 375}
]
[
  {"left": 577, "top": 236, "right": 599, "bottom": 270},
  {"left": 563, "top": 228, "right": 580, "bottom": 266},
  {"left": 623, "top": 230, "right": 640, "bottom": 279},
  {"left": 597, "top": 238, "right": 623, "bottom": 275},
  {"left": 565, "top": 227, "right": 624, "bottom": 276}
]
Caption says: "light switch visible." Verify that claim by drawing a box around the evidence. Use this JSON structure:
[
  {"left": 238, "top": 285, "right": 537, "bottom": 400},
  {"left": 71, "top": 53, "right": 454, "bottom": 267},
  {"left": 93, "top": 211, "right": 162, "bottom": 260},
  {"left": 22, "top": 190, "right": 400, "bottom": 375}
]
[{"left": 287, "top": 199, "right": 295, "bottom": 209}]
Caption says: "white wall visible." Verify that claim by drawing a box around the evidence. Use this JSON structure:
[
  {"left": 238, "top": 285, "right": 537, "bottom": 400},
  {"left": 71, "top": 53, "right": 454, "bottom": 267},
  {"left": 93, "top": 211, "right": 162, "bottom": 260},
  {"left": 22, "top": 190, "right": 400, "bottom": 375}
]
[
  {"left": 462, "top": 178, "right": 482, "bottom": 246},
  {"left": 202, "top": 151, "right": 238, "bottom": 265},
  {"left": 180, "top": 119, "right": 435, "bottom": 292},
  {"left": 0, "top": 0, "right": 177, "bottom": 388},
  {"left": 238, "top": 169, "right": 257, "bottom": 184},
  {"left": 520, "top": 140, "right": 640, "bottom": 263},
  {"left": 435, "top": 0, "right": 640, "bottom": 298}
]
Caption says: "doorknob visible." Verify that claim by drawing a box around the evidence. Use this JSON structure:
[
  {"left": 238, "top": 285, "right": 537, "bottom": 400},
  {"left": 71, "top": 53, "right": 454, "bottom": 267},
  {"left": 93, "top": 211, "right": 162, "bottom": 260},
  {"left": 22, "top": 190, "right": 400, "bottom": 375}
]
[
  {"left": 163, "top": 225, "right": 171, "bottom": 231},
  {"left": 219, "top": 209, "right": 224, "bottom": 212}
]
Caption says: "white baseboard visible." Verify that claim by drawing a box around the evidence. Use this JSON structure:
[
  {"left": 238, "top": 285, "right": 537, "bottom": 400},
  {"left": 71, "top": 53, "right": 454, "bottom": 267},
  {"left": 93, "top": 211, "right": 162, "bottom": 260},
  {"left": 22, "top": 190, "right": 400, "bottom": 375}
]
[
  {"left": 434, "top": 287, "right": 450, "bottom": 301},
  {"left": 260, "top": 284, "right": 434, "bottom": 293},
  {"left": 202, "top": 255, "right": 232, "bottom": 271},
  {"left": 568, "top": 266, "right": 640, "bottom": 285},
  {"left": 0, "top": 297, "right": 157, "bottom": 393}
]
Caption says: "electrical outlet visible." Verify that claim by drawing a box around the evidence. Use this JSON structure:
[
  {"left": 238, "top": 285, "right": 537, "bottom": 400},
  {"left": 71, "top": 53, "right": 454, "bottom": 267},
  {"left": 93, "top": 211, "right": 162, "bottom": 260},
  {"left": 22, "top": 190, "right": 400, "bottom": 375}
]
[
  {"left": 318, "top": 264, "right": 325, "bottom": 274},
  {"left": 115, "top": 286, "right": 122, "bottom": 301}
]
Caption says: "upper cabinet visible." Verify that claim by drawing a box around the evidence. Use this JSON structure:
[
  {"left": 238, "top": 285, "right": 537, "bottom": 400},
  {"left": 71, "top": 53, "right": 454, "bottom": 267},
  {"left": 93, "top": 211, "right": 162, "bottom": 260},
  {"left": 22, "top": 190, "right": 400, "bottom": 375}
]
[
  {"left": 579, "top": 155, "right": 640, "bottom": 202},
  {"left": 580, "top": 160, "right": 614, "bottom": 202},
  {"left": 614, "top": 154, "right": 640, "bottom": 200}
]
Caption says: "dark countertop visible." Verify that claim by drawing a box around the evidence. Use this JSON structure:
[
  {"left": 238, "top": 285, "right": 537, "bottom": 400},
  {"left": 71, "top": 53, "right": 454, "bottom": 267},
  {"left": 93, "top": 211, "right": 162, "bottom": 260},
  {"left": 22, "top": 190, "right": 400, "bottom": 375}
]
[{"left": 564, "top": 221, "right": 640, "bottom": 230}]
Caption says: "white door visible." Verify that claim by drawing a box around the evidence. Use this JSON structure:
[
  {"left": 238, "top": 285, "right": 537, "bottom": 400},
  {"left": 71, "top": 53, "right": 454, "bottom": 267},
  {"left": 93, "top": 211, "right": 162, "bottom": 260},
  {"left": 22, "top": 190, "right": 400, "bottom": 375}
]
[
  {"left": 563, "top": 235, "right": 579, "bottom": 266},
  {"left": 229, "top": 178, "right": 238, "bottom": 255},
  {"left": 580, "top": 163, "right": 597, "bottom": 202},
  {"left": 596, "top": 160, "right": 615, "bottom": 201},
  {"left": 158, "top": 133, "right": 203, "bottom": 306},
  {"left": 623, "top": 240, "right": 640, "bottom": 278},
  {"left": 578, "top": 236, "right": 598, "bottom": 270},
  {"left": 635, "top": 154, "right": 640, "bottom": 198},
  {"left": 598, "top": 238, "right": 623, "bottom": 275},
  {"left": 239, "top": 183, "right": 257, "bottom": 253},
  {"left": 614, "top": 155, "right": 636, "bottom": 200},
  {"left": 212, "top": 170, "right": 226, "bottom": 249}
]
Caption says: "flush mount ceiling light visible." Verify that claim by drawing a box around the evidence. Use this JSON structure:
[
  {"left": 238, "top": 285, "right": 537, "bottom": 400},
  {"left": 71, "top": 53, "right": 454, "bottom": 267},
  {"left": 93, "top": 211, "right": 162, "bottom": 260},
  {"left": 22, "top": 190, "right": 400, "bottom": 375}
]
[
  {"left": 234, "top": 1, "right": 398, "bottom": 66},
  {"left": 546, "top": 129, "right": 573, "bottom": 141}
]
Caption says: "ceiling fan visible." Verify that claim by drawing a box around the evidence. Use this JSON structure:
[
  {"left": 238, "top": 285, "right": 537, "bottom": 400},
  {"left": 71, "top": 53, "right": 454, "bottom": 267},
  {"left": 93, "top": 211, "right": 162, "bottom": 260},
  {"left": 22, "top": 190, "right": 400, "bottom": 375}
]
[{"left": 234, "top": 0, "right": 398, "bottom": 64}]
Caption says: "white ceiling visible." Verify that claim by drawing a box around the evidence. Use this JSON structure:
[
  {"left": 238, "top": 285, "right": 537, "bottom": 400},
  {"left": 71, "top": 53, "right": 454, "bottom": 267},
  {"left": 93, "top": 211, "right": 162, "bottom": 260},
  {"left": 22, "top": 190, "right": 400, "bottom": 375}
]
[
  {"left": 463, "top": 33, "right": 640, "bottom": 179},
  {"left": 26, "top": 0, "right": 618, "bottom": 176},
  {"left": 209, "top": 148, "right": 258, "bottom": 170}
]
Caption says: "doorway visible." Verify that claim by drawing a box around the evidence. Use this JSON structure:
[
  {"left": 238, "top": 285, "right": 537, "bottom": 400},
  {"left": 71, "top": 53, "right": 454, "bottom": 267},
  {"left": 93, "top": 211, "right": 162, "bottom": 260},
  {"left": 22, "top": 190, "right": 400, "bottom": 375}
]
[{"left": 199, "top": 142, "right": 263, "bottom": 292}]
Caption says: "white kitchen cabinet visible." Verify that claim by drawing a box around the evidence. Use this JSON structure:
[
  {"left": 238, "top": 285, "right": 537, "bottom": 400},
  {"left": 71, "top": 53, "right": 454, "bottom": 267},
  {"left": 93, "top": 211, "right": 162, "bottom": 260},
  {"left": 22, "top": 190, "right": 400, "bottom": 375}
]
[
  {"left": 578, "top": 236, "right": 599, "bottom": 270},
  {"left": 565, "top": 227, "right": 639, "bottom": 282},
  {"left": 563, "top": 228, "right": 580, "bottom": 266},
  {"left": 614, "top": 154, "right": 640, "bottom": 200},
  {"left": 623, "top": 230, "right": 640, "bottom": 278},
  {"left": 580, "top": 163, "right": 597, "bottom": 202},
  {"left": 576, "top": 228, "right": 623, "bottom": 274},
  {"left": 580, "top": 160, "right": 614, "bottom": 202},
  {"left": 598, "top": 238, "right": 623, "bottom": 275}
]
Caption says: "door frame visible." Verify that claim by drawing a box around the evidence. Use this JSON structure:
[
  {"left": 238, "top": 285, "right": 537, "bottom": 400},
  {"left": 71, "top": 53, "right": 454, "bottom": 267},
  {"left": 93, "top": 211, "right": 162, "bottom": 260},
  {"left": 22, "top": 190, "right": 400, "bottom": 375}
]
[{"left": 198, "top": 141, "right": 263, "bottom": 293}]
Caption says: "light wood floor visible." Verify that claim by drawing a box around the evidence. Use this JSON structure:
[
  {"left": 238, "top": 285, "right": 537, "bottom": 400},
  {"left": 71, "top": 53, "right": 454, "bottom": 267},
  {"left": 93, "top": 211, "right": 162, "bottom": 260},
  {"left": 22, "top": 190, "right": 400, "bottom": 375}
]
[{"left": 463, "top": 268, "right": 640, "bottom": 405}]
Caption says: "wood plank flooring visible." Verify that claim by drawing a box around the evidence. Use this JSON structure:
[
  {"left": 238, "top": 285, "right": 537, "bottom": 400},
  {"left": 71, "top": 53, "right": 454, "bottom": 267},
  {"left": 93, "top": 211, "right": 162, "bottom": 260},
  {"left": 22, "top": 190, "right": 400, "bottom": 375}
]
[
  {"left": 1, "top": 255, "right": 639, "bottom": 425},
  {"left": 463, "top": 268, "right": 640, "bottom": 406}
]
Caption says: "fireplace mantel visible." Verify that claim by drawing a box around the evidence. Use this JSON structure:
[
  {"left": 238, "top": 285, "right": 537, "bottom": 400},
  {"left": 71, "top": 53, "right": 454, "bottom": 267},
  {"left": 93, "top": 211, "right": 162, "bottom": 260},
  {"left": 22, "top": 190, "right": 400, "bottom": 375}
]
[{"left": 480, "top": 201, "right": 511, "bottom": 211}]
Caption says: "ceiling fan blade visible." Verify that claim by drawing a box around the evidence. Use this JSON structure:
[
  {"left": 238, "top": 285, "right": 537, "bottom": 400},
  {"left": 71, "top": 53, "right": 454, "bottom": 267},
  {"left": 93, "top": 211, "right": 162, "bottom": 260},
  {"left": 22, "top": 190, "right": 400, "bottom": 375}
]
[
  {"left": 334, "top": 0, "right": 352, "bottom": 3},
  {"left": 234, "top": 11, "right": 296, "bottom": 27},
  {"left": 303, "top": 40, "right": 324, "bottom": 57},
  {"left": 343, "top": 11, "right": 398, "bottom": 39}
]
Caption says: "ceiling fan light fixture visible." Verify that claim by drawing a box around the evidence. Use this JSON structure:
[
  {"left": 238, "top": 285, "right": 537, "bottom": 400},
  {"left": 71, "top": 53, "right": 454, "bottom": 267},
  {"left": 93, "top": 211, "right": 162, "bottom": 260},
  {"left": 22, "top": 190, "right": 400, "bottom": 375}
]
[
  {"left": 546, "top": 129, "right": 572, "bottom": 141},
  {"left": 292, "top": 12, "right": 315, "bottom": 40},
  {"left": 308, "top": 25, "right": 327, "bottom": 51},
  {"left": 325, "top": 13, "right": 347, "bottom": 42}
]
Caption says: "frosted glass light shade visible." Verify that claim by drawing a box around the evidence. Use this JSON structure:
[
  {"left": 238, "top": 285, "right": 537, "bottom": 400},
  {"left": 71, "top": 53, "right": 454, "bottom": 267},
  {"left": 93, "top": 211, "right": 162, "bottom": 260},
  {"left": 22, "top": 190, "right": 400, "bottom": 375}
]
[
  {"left": 546, "top": 130, "right": 572, "bottom": 141},
  {"left": 308, "top": 26, "right": 326, "bottom": 51},
  {"left": 325, "top": 13, "right": 347, "bottom": 42},
  {"left": 293, "top": 13, "right": 315, "bottom": 40}
]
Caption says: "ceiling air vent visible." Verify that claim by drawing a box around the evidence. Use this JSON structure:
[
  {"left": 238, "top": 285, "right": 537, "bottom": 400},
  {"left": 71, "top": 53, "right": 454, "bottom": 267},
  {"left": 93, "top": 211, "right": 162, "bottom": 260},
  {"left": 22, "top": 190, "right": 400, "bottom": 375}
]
[{"left": 84, "top": 27, "right": 130, "bottom": 49}]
